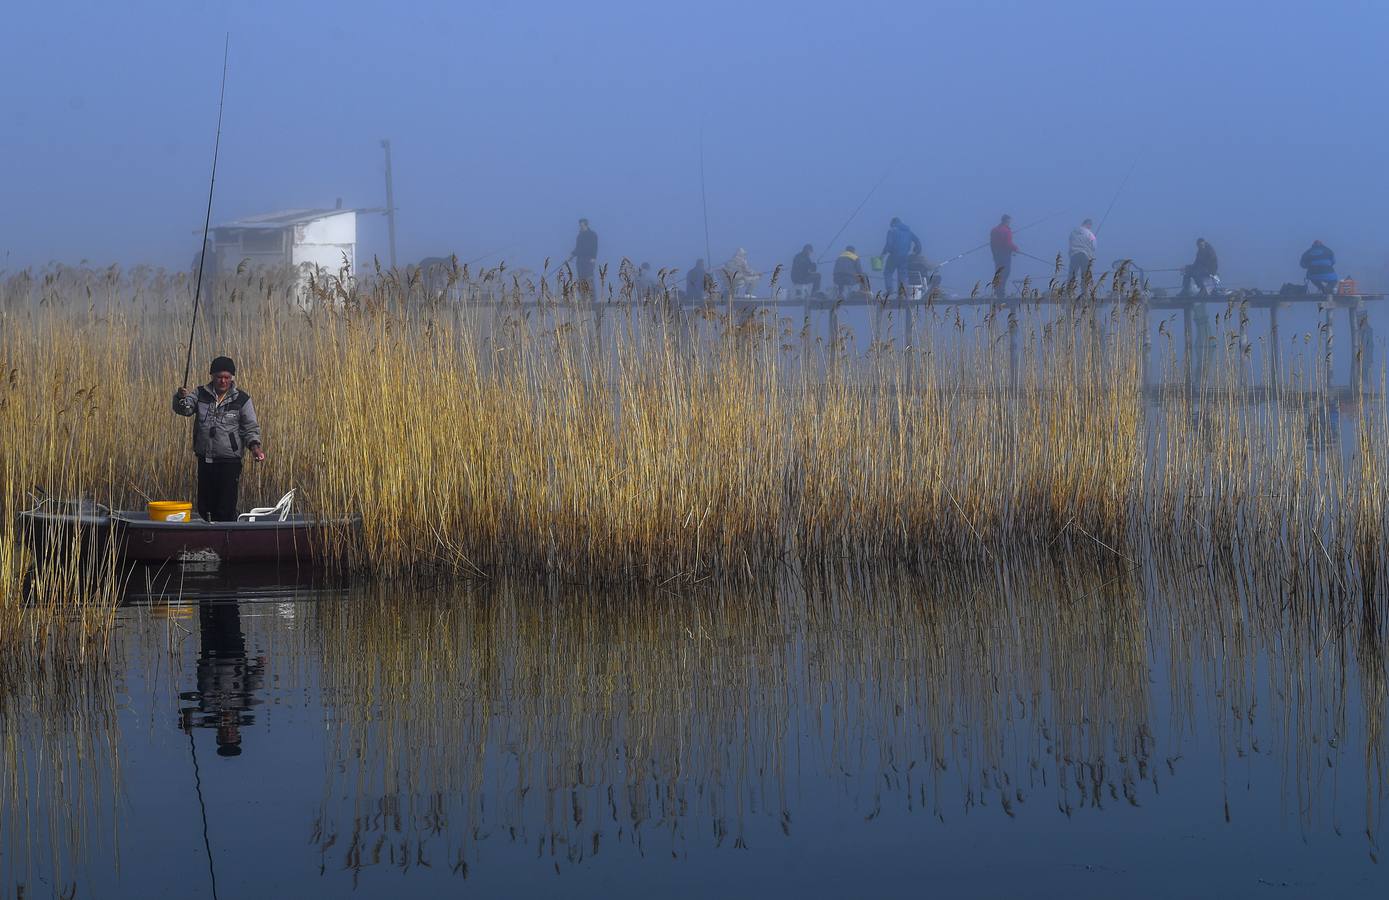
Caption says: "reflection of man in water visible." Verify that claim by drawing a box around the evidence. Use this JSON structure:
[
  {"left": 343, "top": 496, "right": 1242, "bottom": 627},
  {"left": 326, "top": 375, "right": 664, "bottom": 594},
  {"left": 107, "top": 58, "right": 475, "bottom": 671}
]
[{"left": 179, "top": 601, "right": 264, "bottom": 757}]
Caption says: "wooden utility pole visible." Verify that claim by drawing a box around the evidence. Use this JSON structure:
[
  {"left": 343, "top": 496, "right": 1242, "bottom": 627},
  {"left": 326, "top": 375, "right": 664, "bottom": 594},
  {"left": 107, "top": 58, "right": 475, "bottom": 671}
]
[{"left": 380, "top": 139, "right": 398, "bottom": 269}]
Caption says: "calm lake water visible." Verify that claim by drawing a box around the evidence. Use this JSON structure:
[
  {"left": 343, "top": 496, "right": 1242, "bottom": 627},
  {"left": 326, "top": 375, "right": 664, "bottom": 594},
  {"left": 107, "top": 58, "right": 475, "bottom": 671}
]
[{"left": 4, "top": 553, "right": 1387, "bottom": 899}]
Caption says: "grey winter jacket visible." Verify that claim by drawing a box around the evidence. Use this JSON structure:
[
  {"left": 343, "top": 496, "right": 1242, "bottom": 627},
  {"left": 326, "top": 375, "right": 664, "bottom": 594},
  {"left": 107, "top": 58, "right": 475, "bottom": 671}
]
[
  {"left": 173, "top": 384, "right": 262, "bottom": 461},
  {"left": 1068, "top": 226, "right": 1096, "bottom": 260}
]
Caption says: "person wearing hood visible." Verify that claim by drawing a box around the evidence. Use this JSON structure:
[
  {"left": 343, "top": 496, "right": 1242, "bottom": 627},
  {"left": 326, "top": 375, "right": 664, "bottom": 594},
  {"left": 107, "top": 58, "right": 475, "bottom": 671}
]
[
  {"left": 173, "top": 356, "right": 266, "bottom": 522},
  {"left": 1300, "top": 240, "right": 1338, "bottom": 294},
  {"left": 881, "top": 218, "right": 922, "bottom": 297},
  {"left": 722, "top": 248, "right": 761, "bottom": 298},
  {"left": 1180, "top": 238, "right": 1219, "bottom": 297},
  {"left": 1068, "top": 219, "right": 1096, "bottom": 280},
  {"left": 684, "top": 258, "right": 709, "bottom": 301},
  {"left": 989, "top": 214, "right": 1020, "bottom": 299},
  {"left": 833, "top": 246, "right": 864, "bottom": 299},
  {"left": 569, "top": 218, "right": 599, "bottom": 293},
  {"left": 791, "top": 244, "right": 822, "bottom": 296}
]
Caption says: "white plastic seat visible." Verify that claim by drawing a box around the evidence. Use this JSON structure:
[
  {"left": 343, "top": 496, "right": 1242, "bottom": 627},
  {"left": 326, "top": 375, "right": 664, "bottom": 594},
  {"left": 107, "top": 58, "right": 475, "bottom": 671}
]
[{"left": 238, "top": 489, "right": 295, "bottom": 523}]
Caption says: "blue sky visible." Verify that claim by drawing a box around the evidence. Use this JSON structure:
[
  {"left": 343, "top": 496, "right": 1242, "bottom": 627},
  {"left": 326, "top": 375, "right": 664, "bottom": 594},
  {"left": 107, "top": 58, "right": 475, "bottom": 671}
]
[{"left": 2, "top": 0, "right": 1386, "bottom": 290}]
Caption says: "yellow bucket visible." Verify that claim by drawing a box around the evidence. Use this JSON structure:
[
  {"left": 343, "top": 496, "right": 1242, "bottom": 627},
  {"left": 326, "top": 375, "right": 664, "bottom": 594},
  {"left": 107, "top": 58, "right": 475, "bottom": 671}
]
[{"left": 148, "top": 500, "right": 194, "bottom": 523}]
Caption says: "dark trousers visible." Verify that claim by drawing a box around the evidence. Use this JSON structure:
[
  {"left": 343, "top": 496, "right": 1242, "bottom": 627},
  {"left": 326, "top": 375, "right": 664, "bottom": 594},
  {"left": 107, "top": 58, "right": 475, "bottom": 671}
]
[
  {"left": 1181, "top": 266, "right": 1213, "bottom": 296},
  {"left": 793, "top": 274, "right": 822, "bottom": 294},
  {"left": 197, "top": 459, "right": 243, "bottom": 522},
  {"left": 1068, "top": 253, "right": 1091, "bottom": 281},
  {"left": 883, "top": 258, "right": 908, "bottom": 296},
  {"left": 992, "top": 256, "right": 1012, "bottom": 299},
  {"left": 576, "top": 257, "right": 596, "bottom": 296}
]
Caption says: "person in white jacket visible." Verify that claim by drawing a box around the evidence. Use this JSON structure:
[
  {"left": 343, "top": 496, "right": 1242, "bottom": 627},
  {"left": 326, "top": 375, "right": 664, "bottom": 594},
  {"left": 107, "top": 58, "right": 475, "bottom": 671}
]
[
  {"left": 722, "top": 248, "right": 762, "bottom": 298},
  {"left": 1068, "top": 219, "right": 1096, "bottom": 281}
]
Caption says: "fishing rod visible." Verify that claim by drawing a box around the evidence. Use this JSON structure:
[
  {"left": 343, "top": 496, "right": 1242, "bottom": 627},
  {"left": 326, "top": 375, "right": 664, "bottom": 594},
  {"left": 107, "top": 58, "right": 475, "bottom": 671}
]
[
  {"left": 814, "top": 156, "right": 899, "bottom": 265},
  {"left": 186, "top": 724, "right": 221, "bottom": 900},
  {"left": 699, "top": 117, "right": 712, "bottom": 265},
  {"left": 182, "top": 35, "right": 230, "bottom": 391},
  {"left": 1096, "top": 155, "right": 1140, "bottom": 234},
  {"left": 934, "top": 211, "right": 1063, "bottom": 270}
]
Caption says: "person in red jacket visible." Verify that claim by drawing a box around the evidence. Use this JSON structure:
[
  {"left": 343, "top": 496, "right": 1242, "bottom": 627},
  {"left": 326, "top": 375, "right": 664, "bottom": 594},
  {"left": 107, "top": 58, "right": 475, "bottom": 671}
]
[{"left": 989, "top": 214, "right": 1020, "bottom": 299}]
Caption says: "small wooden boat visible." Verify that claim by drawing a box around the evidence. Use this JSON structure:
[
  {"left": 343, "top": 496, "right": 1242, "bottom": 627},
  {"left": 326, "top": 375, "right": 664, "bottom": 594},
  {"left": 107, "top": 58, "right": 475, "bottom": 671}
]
[
  {"left": 112, "top": 510, "right": 355, "bottom": 564},
  {"left": 18, "top": 498, "right": 358, "bottom": 567}
]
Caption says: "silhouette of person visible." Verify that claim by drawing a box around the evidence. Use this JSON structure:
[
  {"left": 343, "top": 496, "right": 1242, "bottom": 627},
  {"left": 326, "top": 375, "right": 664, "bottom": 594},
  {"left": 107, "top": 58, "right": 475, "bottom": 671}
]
[{"left": 179, "top": 600, "right": 264, "bottom": 757}]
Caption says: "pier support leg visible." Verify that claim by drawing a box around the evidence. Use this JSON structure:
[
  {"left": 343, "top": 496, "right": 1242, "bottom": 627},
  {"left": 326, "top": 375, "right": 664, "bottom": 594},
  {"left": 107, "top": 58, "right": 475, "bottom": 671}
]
[
  {"left": 1182, "top": 303, "right": 1193, "bottom": 392},
  {"left": 1141, "top": 304, "right": 1151, "bottom": 391},
  {"left": 1008, "top": 300, "right": 1020, "bottom": 392}
]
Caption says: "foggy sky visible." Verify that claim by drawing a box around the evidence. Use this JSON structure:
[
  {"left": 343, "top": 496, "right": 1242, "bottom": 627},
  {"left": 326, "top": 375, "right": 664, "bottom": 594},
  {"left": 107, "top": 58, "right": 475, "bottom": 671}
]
[{"left": 3, "top": 0, "right": 1386, "bottom": 292}]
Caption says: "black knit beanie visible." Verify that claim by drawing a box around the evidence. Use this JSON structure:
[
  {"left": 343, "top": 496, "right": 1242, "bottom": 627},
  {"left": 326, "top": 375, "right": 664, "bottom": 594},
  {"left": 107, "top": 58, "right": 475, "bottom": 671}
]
[{"left": 209, "top": 356, "right": 236, "bottom": 376}]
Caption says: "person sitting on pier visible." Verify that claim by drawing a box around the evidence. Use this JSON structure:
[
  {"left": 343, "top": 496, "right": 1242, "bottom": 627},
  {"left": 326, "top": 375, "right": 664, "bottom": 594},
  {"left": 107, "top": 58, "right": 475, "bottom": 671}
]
[
  {"left": 722, "top": 248, "right": 761, "bottom": 298},
  {"left": 905, "top": 253, "right": 941, "bottom": 299},
  {"left": 1300, "top": 240, "right": 1338, "bottom": 295},
  {"left": 173, "top": 356, "right": 266, "bottom": 523},
  {"left": 791, "top": 244, "right": 822, "bottom": 297},
  {"left": 635, "top": 261, "right": 659, "bottom": 297},
  {"left": 1068, "top": 219, "right": 1096, "bottom": 281},
  {"left": 833, "top": 246, "right": 864, "bottom": 299},
  {"left": 1180, "top": 238, "right": 1219, "bottom": 297}
]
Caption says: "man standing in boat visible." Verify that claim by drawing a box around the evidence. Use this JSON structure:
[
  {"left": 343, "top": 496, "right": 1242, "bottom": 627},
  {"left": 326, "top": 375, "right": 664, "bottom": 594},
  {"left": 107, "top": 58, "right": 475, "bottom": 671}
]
[{"left": 173, "top": 356, "right": 265, "bottom": 522}]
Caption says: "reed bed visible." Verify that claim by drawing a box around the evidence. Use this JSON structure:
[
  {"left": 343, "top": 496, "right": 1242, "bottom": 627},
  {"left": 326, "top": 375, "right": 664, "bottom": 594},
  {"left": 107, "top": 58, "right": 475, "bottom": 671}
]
[{"left": 1, "top": 263, "right": 1387, "bottom": 643}]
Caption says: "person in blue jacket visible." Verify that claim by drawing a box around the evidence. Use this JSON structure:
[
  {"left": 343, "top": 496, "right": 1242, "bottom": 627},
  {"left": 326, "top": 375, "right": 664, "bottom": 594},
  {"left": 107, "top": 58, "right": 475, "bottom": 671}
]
[
  {"left": 1300, "top": 240, "right": 1338, "bottom": 294},
  {"left": 880, "top": 218, "right": 922, "bottom": 297}
]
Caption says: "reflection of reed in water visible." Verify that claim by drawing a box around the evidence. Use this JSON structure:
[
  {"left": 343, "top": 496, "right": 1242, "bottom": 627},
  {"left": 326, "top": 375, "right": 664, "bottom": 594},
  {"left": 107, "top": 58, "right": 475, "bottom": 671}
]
[
  {"left": 801, "top": 555, "right": 1150, "bottom": 822},
  {"left": 0, "top": 642, "right": 122, "bottom": 895},
  {"left": 1145, "top": 538, "right": 1388, "bottom": 854},
  {"left": 306, "top": 553, "right": 1388, "bottom": 879}
]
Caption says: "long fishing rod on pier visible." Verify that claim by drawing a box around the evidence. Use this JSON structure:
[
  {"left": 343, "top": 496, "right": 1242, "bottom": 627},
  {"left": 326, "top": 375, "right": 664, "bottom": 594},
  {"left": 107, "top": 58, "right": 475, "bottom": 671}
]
[
  {"left": 814, "top": 156, "right": 899, "bottom": 265},
  {"left": 699, "top": 117, "right": 712, "bottom": 265},
  {"left": 933, "top": 210, "right": 1063, "bottom": 270},
  {"left": 1097, "top": 154, "right": 1140, "bottom": 234},
  {"left": 182, "top": 35, "right": 230, "bottom": 391}
]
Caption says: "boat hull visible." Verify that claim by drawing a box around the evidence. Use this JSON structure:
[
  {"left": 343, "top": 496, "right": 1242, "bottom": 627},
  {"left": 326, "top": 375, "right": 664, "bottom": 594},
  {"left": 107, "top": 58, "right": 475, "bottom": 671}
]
[
  {"left": 111, "top": 512, "right": 350, "bottom": 565},
  {"left": 18, "top": 504, "right": 357, "bottom": 567}
]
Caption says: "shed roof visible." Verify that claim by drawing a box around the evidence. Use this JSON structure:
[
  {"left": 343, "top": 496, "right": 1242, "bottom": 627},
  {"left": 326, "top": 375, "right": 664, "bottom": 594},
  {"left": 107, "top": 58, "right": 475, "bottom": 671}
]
[{"left": 213, "top": 208, "right": 356, "bottom": 230}]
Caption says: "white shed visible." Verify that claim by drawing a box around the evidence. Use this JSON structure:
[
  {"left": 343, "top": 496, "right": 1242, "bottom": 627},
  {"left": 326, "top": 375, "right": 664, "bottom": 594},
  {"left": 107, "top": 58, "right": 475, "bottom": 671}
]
[{"left": 209, "top": 208, "right": 358, "bottom": 277}]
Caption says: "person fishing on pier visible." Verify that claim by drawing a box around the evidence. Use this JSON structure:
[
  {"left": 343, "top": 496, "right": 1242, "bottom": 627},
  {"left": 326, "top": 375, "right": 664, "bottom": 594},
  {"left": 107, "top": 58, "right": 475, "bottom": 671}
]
[
  {"left": 1068, "top": 218, "right": 1096, "bottom": 281},
  {"left": 791, "top": 244, "right": 822, "bottom": 297},
  {"left": 1180, "top": 238, "right": 1219, "bottom": 297},
  {"left": 722, "top": 248, "right": 762, "bottom": 298},
  {"left": 173, "top": 356, "right": 265, "bottom": 522},
  {"left": 833, "top": 246, "right": 864, "bottom": 299},
  {"left": 881, "top": 217, "right": 922, "bottom": 297},
  {"left": 989, "top": 214, "right": 1020, "bottom": 299},
  {"left": 568, "top": 218, "right": 599, "bottom": 296},
  {"left": 685, "top": 257, "right": 709, "bottom": 301},
  {"left": 1300, "top": 240, "right": 1338, "bottom": 295}
]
